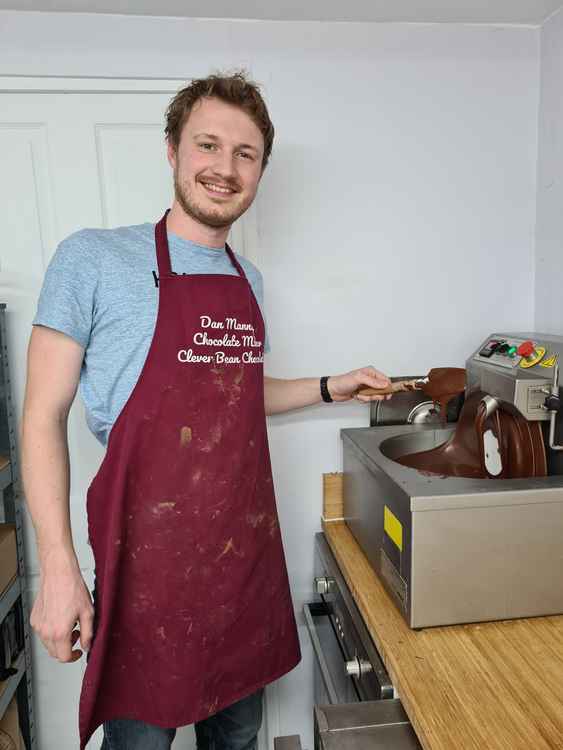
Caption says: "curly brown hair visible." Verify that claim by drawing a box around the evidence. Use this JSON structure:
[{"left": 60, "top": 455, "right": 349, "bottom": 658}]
[{"left": 165, "top": 71, "right": 274, "bottom": 170}]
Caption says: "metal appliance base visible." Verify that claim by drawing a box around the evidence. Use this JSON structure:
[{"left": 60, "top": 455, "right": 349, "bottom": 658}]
[{"left": 342, "top": 425, "right": 563, "bottom": 628}]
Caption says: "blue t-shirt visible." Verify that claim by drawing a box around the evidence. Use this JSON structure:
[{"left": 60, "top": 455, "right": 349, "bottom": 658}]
[{"left": 32, "top": 222, "right": 268, "bottom": 447}]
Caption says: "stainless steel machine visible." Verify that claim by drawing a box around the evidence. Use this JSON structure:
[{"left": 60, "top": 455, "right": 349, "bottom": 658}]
[{"left": 342, "top": 332, "right": 563, "bottom": 628}]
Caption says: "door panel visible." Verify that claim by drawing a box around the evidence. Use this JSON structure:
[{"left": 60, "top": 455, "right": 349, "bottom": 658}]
[{"left": 1, "top": 84, "right": 259, "bottom": 749}]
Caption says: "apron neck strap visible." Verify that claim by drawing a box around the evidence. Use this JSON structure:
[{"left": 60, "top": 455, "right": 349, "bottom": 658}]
[
  {"left": 224, "top": 243, "right": 247, "bottom": 279},
  {"left": 155, "top": 209, "right": 248, "bottom": 280},
  {"left": 155, "top": 209, "right": 172, "bottom": 276}
]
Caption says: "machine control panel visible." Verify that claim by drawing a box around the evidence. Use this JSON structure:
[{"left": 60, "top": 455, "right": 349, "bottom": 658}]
[
  {"left": 475, "top": 337, "right": 526, "bottom": 369},
  {"left": 469, "top": 333, "right": 558, "bottom": 421},
  {"left": 474, "top": 336, "right": 553, "bottom": 371}
]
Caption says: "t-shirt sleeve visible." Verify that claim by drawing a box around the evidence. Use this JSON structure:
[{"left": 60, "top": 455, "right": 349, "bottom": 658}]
[
  {"left": 32, "top": 230, "right": 100, "bottom": 349},
  {"left": 245, "top": 264, "right": 271, "bottom": 354}
]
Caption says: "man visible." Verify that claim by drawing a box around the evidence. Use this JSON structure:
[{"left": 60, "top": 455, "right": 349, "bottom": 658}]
[{"left": 21, "top": 72, "right": 390, "bottom": 750}]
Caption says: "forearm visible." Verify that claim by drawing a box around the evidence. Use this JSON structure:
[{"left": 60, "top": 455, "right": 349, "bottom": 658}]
[
  {"left": 20, "top": 411, "right": 79, "bottom": 571},
  {"left": 264, "top": 367, "right": 392, "bottom": 415},
  {"left": 264, "top": 376, "right": 325, "bottom": 416}
]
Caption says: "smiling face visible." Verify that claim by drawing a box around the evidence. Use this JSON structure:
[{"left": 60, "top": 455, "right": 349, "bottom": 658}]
[{"left": 167, "top": 96, "right": 265, "bottom": 230}]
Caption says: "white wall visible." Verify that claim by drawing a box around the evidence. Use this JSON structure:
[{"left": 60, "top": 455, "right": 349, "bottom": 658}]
[
  {"left": 0, "top": 10, "right": 541, "bottom": 749},
  {"left": 536, "top": 6, "right": 563, "bottom": 333}
]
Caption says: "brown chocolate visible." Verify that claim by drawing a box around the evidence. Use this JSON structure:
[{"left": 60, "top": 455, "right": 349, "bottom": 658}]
[
  {"left": 359, "top": 368, "right": 466, "bottom": 409},
  {"left": 420, "top": 367, "right": 466, "bottom": 425},
  {"left": 396, "top": 390, "right": 547, "bottom": 479}
]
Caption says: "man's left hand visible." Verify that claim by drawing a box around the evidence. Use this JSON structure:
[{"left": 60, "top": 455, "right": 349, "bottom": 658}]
[{"left": 328, "top": 367, "right": 392, "bottom": 403}]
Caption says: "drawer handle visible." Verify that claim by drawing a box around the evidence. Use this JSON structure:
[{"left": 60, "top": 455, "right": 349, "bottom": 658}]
[
  {"left": 345, "top": 656, "right": 373, "bottom": 679},
  {"left": 314, "top": 576, "right": 336, "bottom": 595},
  {"left": 303, "top": 603, "right": 339, "bottom": 705}
]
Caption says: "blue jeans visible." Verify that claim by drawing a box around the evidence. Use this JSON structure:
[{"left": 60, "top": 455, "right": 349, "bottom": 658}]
[{"left": 100, "top": 689, "right": 264, "bottom": 750}]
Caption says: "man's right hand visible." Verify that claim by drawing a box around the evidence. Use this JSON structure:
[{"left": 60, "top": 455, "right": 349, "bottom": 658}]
[
  {"left": 30, "top": 551, "right": 94, "bottom": 663},
  {"left": 22, "top": 326, "right": 92, "bottom": 663}
]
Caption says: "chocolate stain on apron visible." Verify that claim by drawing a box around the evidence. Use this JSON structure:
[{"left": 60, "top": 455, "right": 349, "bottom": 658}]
[{"left": 79, "top": 210, "right": 301, "bottom": 748}]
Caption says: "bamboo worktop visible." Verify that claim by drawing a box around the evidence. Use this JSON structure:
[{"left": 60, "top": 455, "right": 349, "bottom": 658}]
[{"left": 321, "top": 474, "right": 563, "bottom": 750}]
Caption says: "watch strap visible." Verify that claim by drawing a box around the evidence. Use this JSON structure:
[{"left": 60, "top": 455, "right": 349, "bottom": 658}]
[{"left": 320, "top": 376, "right": 333, "bottom": 403}]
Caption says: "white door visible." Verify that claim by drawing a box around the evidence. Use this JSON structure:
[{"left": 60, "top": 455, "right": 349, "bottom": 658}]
[{"left": 0, "top": 79, "right": 262, "bottom": 750}]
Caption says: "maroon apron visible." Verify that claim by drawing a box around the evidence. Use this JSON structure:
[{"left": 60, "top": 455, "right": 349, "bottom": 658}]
[{"left": 79, "top": 210, "right": 301, "bottom": 748}]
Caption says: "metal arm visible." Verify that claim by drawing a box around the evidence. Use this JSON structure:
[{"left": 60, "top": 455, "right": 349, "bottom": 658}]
[
  {"left": 480, "top": 395, "right": 500, "bottom": 418},
  {"left": 548, "top": 362, "right": 563, "bottom": 451}
]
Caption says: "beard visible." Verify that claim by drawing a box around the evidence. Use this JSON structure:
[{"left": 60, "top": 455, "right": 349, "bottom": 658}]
[{"left": 173, "top": 167, "right": 253, "bottom": 229}]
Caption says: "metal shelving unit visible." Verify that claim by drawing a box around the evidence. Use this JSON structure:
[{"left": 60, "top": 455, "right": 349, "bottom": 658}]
[{"left": 0, "top": 302, "right": 36, "bottom": 748}]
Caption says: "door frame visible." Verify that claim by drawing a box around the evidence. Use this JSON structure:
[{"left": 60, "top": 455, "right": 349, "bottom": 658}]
[
  {"left": 1, "top": 73, "right": 272, "bottom": 746},
  {"left": 0, "top": 75, "right": 260, "bottom": 264},
  {"left": 0, "top": 75, "right": 186, "bottom": 92}
]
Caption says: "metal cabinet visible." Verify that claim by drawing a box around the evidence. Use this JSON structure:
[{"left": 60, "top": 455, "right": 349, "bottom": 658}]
[{"left": 0, "top": 302, "right": 36, "bottom": 748}]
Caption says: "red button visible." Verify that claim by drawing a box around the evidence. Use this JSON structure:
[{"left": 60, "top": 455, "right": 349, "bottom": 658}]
[{"left": 517, "top": 340, "right": 535, "bottom": 357}]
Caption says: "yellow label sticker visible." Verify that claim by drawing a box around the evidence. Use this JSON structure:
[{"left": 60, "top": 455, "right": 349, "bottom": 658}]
[
  {"left": 541, "top": 354, "right": 558, "bottom": 368},
  {"left": 384, "top": 505, "right": 403, "bottom": 552}
]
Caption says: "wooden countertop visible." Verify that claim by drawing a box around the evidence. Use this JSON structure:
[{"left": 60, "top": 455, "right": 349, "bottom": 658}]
[{"left": 321, "top": 474, "right": 563, "bottom": 750}]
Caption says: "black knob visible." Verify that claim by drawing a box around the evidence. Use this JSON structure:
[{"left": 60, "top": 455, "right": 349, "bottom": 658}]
[{"left": 545, "top": 394, "right": 561, "bottom": 412}]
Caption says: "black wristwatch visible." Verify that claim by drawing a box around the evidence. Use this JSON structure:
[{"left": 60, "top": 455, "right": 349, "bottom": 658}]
[{"left": 320, "top": 376, "right": 333, "bottom": 403}]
